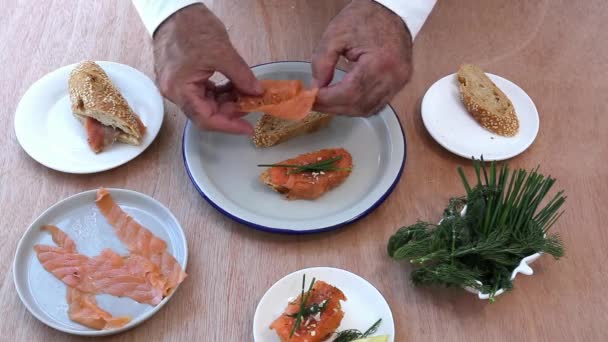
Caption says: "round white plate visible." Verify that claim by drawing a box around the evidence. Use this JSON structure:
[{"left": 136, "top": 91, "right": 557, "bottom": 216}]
[
  {"left": 13, "top": 188, "right": 188, "bottom": 336},
  {"left": 253, "top": 267, "right": 395, "bottom": 342},
  {"left": 14, "top": 61, "right": 164, "bottom": 174},
  {"left": 183, "top": 61, "right": 406, "bottom": 234},
  {"left": 421, "top": 72, "right": 539, "bottom": 161}
]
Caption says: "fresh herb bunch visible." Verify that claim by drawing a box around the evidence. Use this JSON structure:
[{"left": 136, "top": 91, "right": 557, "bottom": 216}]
[
  {"left": 258, "top": 156, "right": 351, "bottom": 174},
  {"left": 387, "top": 159, "right": 566, "bottom": 301},
  {"left": 333, "top": 318, "right": 382, "bottom": 342},
  {"left": 288, "top": 275, "right": 322, "bottom": 337}
]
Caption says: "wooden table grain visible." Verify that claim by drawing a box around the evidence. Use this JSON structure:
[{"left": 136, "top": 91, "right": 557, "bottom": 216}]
[{"left": 1, "top": 1, "right": 607, "bottom": 341}]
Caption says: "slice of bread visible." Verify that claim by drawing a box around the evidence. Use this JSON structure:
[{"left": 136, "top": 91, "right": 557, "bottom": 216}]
[
  {"left": 68, "top": 60, "right": 145, "bottom": 143},
  {"left": 252, "top": 111, "right": 333, "bottom": 147},
  {"left": 259, "top": 169, "right": 287, "bottom": 194},
  {"left": 457, "top": 64, "right": 519, "bottom": 137}
]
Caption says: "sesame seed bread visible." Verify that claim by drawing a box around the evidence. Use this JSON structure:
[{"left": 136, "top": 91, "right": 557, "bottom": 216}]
[
  {"left": 252, "top": 111, "right": 333, "bottom": 148},
  {"left": 68, "top": 60, "right": 145, "bottom": 144},
  {"left": 457, "top": 64, "right": 519, "bottom": 137}
]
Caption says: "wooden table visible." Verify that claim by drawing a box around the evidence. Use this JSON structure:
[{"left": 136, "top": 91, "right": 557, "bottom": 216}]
[{"left": 1, "top": 1, "right": 607, "bottom": 341}]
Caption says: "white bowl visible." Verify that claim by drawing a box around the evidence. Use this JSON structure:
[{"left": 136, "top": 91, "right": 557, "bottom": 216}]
[
  {"left": 464, "top": 252, "right": 542, "bottom": 300},
  {"left": 441, "top": 206, "right": 543, "bottom": 300}
]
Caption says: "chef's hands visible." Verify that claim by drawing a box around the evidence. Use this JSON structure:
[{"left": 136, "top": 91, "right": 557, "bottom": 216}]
[
  {"left": 312, "top": 0, "right": 413, "bottom": 116},
  {"left": 153, "top": 4, "right": 262, "bottom": 134},
  {"left": 153, "top": 1, "right": 411, "bottom": 133}
]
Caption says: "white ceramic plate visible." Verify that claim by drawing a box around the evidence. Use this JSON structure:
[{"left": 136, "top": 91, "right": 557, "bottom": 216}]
[
  {"left": 13, "top": 188, "right": 188, "bottom": 336},
  {"left": 183, "top": 61, "right": 406, "bottom": 234},
  {"left": 253, "top": 267, "right": 395, "bottom": 342},
  {"left": 14, "top": 61, "right": 164, "bottom": 174},
  {"left": 421, "top": 72, "right": 539, "bottom": 161}
]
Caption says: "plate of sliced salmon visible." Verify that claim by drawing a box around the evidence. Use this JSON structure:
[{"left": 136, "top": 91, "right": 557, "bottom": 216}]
[
  {"left": 13, "top": 188, "right": 187, "bottom": 336},
  {"left": 183, "top": 61, "right": 406, "bottom": 234},
  {"left": 253, "top": 267, "right": 395, "bottom": 342}
]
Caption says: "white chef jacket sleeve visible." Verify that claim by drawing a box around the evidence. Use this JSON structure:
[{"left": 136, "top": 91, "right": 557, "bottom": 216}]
[
  {"left": 373, "top": 0, "right": 436, "bottom": 39},
  {"left": 133, "top": 1, "right": 435, "bottom": 39},
  {"left": 132, "top": 0, "right": 209, "bottom": 35}
]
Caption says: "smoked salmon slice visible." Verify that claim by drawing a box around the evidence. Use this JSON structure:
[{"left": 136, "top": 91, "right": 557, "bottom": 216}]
[
  {"left": 238, "top": 80, "right": 319, "bottom": 121},
  {"left": 270, "top": 280, "right": 347, "bottom": 342},
  {"left": 67, "top": 287, "right": 131, "bottom": 330},
  {"left": 84, "top": 117, "right": 120, "bottom": 153},
  {"left": 34, "top": 226, "right": 168, "bottom": 305},
  {"left": 95, "top": 188, "right": 187, "bottom": 295},
  {"left": 38, "top": 225, "right": 131, "bottom": 330},
  {"left": 260, "top": 148, "right": 353, "bottom": 200}
]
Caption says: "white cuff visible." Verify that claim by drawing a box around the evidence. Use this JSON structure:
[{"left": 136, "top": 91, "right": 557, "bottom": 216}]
[
  {"left": 373, "top": 0, "right": 436, "bottom": 39},
  {"left": 132, "top": 0, "right": 206, "bottom": 36}
]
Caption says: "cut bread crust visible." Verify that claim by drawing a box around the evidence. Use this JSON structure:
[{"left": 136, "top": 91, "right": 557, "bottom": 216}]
[
  {"left": 252, "top": 111, "right": 333, "bottom": 147},
  {"left": 457, "top": 64, "right": 519, "bottom": 137}
]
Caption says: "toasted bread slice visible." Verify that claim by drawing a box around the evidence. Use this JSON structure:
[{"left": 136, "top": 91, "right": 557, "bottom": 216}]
[
  {"left": 259, "top": 148, "right": 352, "bottom": 200},
  {"left": 260, "top": 169, "right": 285, "bottom": 194},
  {"left": 68, "top": 61, "right": 146, "bottom": 152},
  {"left": 252, "top": 111, "right": 332, "bottom": 147},
  {"left": 457, "top": 64, "right": 519, "bottom": 137}
]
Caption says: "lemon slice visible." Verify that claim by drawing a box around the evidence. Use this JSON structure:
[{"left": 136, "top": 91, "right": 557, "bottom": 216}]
[{"left": 352, "top": 335, "right": 390, "bottom": 342}]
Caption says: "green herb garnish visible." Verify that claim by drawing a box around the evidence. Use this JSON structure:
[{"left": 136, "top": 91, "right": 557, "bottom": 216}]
[
  {"left": 288, "top": 274, "right": 317, "bottom": 338},
  {"left": 333, "top": 318, "right": 383, "bottom": 342},
  {"left": 286, "top": 299, "right": 328, "bottom": 318},
  {"left": 387, "top": 158, "right": 566, "bottom": 301},
  {"left": 258, "top": 156, "right": 351, "bottom": 174}
]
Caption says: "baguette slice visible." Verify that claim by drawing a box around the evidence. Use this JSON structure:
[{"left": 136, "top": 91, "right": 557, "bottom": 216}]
[
  {"left": 252, "top": 111, "right": 332, "bottom": 147},
  {"left": 259, "top": 148, "right": 353, "bottom": 200},
  {"left": 457, "top": 64, "right": 519, "bottom": 137},
  {"left": 68, "top": 60, "right": 146, "bottom": 152}
]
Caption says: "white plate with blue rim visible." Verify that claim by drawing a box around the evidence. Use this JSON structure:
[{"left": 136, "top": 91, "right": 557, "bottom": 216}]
[
  {"left": 12, "top": 188, "right": 188, "bottom": 336},
  {"left": 182, "top": 61, "right": 406, "bottom": 234},
  {"left": 421, "top": 72, "right": 539, "bottom": 161},
  {"left": 14, "top": 61, "right": 164, "bottom": 174},
  {"left": 253, "top": 267, "right": 395, "bottom": 342}
]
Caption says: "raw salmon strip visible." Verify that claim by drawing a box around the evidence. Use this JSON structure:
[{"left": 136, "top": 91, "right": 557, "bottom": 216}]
[
  {"left": 34, "top": 227, "right": 167, "bottom": 305},
  {"left": 95, "top": 188, "right": 187, "bottom": 295},
  {"left": 270, "top": 280, "right": 347, "bottom": 342},
  {"left": 67, "top": 287, "right": 131, "bottom": 330},
  {"left": 238, "top": 80, "right": 319, "bottom": 121},
  {"left": 239, "top": 80, "right": 302, "bottom": 110},
  {"left": 39, "top": 225, "right": 131, "bottom": 330},
  {"left": 263, "top": 148, "right": 353, "bottom": 200},
  {"left": 84, "top": 117, "right": 120, "bottom": 153}
]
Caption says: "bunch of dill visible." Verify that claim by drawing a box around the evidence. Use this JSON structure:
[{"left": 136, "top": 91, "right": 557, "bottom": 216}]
[{"left": 388, "top": 159, "right": 566, "bottom": 301}]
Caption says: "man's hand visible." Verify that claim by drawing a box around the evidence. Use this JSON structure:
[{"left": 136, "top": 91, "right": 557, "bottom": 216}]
[
  {"left": 312, "top": 0, "right": 413, "bottom": 116},
  {"left": 153, "top": 4, "right": 262, "bottom": 134}
]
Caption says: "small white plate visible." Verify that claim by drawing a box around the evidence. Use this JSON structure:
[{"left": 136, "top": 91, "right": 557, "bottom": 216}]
[
  {"left": 253, "top": 267, "right": 395, "bottom": 342},
  {"left": 183, "top": 61, "right": 406, "bottom": 234},
  {"left": 14, "top": 61, "right": 164, "bottom": 174},
  {"left": 13, "top": 188, "right": 188, "bottom": 336},
  {"left": 421, "top": 72, "right": 539, "bottom": 161}
]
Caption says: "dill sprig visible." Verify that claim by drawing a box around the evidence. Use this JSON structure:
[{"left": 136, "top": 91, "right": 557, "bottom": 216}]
[
  {"left": 258, "top": 156, "right": 351, "bottom": 174},
  {"left": 333, "top": 318, "right": 383, "bottom": 342},
  {"left": 387, "top": 158, "right": 566, "bottom": 301},
  {"left": 288, "top": 274, "right": 317, "bottom": 338}
]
